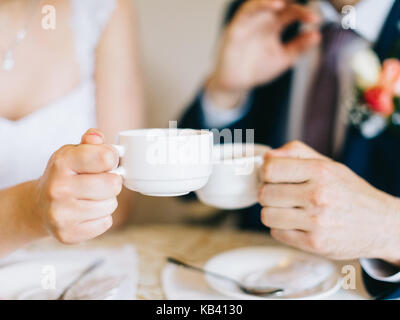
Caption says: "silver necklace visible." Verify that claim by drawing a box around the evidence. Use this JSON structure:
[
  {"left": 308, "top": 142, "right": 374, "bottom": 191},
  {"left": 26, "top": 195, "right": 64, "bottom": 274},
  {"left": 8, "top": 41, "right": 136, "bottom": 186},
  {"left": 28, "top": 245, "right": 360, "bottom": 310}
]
[{"left": 1, "top": 1, "right": 37, "bottom": 72}]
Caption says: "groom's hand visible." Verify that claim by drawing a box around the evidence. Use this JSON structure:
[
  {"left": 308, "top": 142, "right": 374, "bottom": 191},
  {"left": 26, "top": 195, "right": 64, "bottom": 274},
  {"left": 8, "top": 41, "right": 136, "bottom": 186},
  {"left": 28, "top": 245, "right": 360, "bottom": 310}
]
[
  {"left": 259, "top": 141, "right": 400, "bottom": 263},
  {"left": 206, "top": 0, "right": 321, "bottom": 109}
]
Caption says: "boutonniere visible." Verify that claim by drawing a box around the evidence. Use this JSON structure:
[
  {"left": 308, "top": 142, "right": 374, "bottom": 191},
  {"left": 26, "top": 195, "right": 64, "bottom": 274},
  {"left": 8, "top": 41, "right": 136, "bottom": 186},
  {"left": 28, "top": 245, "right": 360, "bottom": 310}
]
[{"left": 349, "top": 49, "right": 400, "bottom": 139}]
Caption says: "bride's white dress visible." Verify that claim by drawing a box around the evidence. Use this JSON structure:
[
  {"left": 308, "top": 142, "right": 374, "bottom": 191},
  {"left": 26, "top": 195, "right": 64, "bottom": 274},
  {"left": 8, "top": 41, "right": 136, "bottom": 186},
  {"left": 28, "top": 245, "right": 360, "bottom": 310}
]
[{"left": 0, "top": 0, "right": 116, "bottom": 190}]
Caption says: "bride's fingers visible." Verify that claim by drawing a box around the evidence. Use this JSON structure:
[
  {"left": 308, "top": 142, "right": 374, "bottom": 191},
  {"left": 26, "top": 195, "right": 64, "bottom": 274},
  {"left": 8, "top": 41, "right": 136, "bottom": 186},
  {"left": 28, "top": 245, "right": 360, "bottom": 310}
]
[
  {"left": 51, "top": 198, "right": 118, "bottom": 225},
  {"left": 71, "top": 173, "right": 122, "bottom": 200},
  {"left": 59, "top": 216, "right": 113, "bottom": 244}
]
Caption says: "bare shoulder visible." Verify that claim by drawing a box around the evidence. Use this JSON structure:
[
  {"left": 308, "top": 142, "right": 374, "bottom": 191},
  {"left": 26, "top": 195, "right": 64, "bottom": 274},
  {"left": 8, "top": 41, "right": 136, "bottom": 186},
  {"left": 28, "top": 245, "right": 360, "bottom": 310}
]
[
  {"left": 110, "top": 0, "right": 137, "bottom": 28},
  {"left": 99, "top": 0, "right": 138, "bottom": 46}
]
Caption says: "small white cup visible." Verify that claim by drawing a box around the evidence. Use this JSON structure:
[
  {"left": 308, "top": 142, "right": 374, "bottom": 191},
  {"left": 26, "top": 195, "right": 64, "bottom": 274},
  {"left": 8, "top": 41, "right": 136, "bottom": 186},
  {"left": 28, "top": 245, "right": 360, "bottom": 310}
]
[
  {"left": 195, "top": 143, "right": 271, "bottom": 209},
  {"left": 111, "top": 129, "right": 213, "bottom": 197}
]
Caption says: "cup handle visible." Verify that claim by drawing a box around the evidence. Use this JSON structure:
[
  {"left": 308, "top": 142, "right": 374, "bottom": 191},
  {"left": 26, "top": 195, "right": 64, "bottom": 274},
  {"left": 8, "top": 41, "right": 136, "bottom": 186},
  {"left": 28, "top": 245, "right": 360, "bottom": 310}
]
[{"left": 109, "top": 144, "right": 126, "bottom": 177}]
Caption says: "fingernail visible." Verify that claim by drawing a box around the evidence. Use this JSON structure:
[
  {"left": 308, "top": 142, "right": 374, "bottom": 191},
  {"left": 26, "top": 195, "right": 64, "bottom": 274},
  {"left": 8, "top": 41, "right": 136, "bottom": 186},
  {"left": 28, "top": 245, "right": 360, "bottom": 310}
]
[{"left": 88, "top": 132, "right": 102, "bottom": 138}]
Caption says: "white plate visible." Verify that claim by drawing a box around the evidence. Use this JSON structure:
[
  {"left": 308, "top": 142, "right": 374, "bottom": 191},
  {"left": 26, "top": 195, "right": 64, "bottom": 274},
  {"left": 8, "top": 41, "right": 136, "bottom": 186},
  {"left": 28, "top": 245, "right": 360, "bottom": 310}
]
[
  {"left": 0, "top": 247, "right": 138, "bottom": 300},
  {"left": 204, "top": 246, "right": 341, "bottom": 300},
  {"left": 0, "top": 254, "right": 92, "bottom": 299}
]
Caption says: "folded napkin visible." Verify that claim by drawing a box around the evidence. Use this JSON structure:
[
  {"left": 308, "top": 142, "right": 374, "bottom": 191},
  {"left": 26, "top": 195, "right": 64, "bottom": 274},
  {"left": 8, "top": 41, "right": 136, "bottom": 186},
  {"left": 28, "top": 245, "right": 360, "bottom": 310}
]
[{"left": 0, "top": 246, "right": 138, "bottom": 300}]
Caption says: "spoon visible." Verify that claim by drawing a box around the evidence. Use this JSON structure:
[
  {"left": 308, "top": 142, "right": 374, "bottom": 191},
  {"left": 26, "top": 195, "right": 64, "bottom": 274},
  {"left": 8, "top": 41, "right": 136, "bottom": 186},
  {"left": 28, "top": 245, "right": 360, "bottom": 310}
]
[{"left": 167, "top": 257, "right": 284, "bottom": 297}]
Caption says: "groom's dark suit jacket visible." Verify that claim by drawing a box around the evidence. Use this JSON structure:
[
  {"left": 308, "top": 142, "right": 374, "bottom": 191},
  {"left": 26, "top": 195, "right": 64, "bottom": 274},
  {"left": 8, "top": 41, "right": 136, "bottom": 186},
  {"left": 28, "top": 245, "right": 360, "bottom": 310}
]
[{"left": 179, "top": 0, "right": 400, "bottom": 298}]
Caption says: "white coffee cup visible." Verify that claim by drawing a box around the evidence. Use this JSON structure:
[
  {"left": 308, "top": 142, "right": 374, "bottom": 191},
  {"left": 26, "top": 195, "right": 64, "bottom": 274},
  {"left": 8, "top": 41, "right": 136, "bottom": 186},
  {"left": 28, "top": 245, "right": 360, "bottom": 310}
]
[
  {"left": 111, "top": 128, "right": 213, "bottom": 197},
  {"left": 195, "top": 143, "right": 271, "bottom": 209}
]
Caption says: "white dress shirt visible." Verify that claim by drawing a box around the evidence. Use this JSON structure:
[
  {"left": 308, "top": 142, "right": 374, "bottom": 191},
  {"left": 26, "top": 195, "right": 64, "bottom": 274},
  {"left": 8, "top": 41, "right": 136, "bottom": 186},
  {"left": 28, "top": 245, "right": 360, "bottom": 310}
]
[{"left": 202, "top": 0, "right": 400, "bottom": 284}]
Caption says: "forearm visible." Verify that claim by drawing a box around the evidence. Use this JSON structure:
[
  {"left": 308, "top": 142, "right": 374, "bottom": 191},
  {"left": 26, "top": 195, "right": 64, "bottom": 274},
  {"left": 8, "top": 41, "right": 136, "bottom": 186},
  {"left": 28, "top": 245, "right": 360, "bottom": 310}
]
[
  {"left": 0, "top": 181, "right": 47, "bottom": 257},
  {"left": 179, "top": 86, "right": 255, "bottom": 133},
  {"left": 205, "top": 77, "right": 249, "bottom": 111}
]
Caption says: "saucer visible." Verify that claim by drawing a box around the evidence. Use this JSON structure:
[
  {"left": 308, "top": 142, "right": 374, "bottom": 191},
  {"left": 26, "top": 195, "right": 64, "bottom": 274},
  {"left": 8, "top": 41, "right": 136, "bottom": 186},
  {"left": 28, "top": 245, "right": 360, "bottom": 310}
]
[{"left": 203, "top": 246, "right": 341, "bottom": 300}]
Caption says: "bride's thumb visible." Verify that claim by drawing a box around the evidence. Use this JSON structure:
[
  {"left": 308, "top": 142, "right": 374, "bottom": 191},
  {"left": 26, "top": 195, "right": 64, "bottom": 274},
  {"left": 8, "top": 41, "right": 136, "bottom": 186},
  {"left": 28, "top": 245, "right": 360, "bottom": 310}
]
[{"left": 81, "top": 128, "right": 105, "bottom": 145}]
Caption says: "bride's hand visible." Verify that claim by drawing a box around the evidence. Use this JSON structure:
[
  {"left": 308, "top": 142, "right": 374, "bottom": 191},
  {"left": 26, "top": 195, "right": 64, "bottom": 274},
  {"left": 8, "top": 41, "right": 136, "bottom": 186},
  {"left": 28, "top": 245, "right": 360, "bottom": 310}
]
[{"left": 31, "top": 129, "right": 122, "bottom": 244}]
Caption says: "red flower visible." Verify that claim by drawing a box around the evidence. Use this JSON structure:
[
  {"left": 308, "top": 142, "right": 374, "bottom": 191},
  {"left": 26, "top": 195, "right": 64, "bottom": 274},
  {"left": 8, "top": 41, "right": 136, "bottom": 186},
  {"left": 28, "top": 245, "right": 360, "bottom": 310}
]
[{"left": 364, "top": 86, "right": 394, "bottom": 116}]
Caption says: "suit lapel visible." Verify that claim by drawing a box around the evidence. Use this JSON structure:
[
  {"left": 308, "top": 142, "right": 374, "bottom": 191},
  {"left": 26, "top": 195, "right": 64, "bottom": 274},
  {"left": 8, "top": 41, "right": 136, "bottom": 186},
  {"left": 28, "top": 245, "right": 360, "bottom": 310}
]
[
  {"left": 341, "top": 2, "right": 400, "bottom": 194},
  {"left": 373, "top": 0, "right": 400, "bottom": 60}
]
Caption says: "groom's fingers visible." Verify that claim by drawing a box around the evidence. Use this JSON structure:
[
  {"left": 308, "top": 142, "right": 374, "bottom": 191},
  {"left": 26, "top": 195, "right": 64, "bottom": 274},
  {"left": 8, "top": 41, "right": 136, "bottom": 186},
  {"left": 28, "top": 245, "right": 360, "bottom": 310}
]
[
  {"left": 261, "top": 157, "right": 320, "bottom": 183},
  {"left": 277, "top": 3, "right": 321, "bottom": 31},
  {"left": 261, "top": 207, "right": 313, "bottom": 231},
  {"left": 270, "top": 229, "right": 314, "bottom": 252},
  {"left": 258, "top": 183, "right": 308, "bottom": 208},
  {"left": 237, "top": 0, "right": 285, "bottom": 20},
  {"left": 284, "top": 30, "right": 321, "bottom": 64}
]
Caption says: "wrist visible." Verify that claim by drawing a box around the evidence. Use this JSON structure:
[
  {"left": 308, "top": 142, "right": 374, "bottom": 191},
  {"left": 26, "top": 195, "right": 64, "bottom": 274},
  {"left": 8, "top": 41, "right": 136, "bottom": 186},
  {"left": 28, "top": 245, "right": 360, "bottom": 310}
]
[
  {"left": 18, "top": 180, "right": 49, "bottom": 240},
  {"left": 0, "top": 181, "right": 49, "bottom": 257},
  {"left": 377, "top": 195, "right": 400, "bottom": 266},
  {"left": 205, "top": 76, "right": 248, "bottom": 110}
]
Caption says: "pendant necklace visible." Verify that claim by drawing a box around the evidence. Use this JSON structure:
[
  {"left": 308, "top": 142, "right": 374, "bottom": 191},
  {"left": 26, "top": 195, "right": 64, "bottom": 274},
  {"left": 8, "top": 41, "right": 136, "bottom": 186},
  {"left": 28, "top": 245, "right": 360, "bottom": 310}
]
[{"left": 1, "top": 1, "right": 38, "bottom": 72}]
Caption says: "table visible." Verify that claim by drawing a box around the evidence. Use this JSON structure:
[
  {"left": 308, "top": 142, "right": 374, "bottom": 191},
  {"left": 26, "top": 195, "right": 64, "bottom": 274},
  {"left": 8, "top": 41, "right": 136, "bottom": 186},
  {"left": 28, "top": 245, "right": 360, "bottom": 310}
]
[{"left": 30, "top": 224, "right": 370, "bottom": 300}]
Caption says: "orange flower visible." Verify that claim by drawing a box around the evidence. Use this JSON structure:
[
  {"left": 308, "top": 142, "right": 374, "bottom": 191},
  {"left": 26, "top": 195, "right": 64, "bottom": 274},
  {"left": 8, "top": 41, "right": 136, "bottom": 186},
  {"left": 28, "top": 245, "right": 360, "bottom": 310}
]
[
  {"left": 364, "top": 86, "right": 394, "bottom": 116},
  {"left": 379, "top": 59, "right": 400, "bottom": 94}
]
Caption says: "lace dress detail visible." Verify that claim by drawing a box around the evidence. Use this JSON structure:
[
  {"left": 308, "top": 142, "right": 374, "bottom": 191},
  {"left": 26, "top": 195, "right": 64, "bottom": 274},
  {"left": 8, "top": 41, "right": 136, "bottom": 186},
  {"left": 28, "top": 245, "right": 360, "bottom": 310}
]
[{"left": 0, "top": 0, "right": 116, "bottom": 189}]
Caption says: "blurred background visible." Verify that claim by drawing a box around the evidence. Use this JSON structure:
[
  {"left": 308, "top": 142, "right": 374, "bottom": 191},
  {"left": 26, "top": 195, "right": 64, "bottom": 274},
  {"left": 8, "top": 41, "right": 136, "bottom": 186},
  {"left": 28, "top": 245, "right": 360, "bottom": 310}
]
[{"left": 131, "top": 0, "right": 231, "bottom": 224}]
